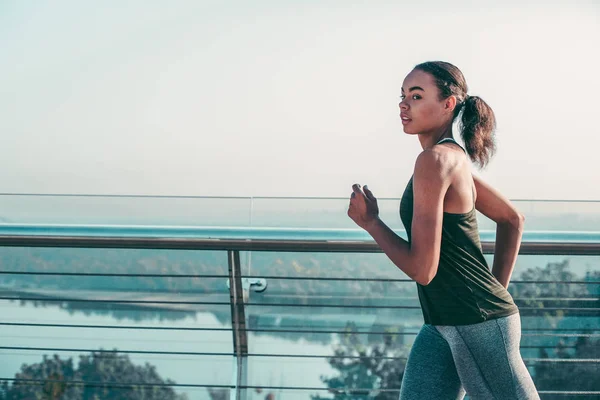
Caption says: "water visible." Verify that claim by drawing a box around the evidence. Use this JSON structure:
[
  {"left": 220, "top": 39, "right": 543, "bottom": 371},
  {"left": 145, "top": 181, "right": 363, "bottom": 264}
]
[{"left": 0, "top": 300, "right": 340, "bottom": 400}]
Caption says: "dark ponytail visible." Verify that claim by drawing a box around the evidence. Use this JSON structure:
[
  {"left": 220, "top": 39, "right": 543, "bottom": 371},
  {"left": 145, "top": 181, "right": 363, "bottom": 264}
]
[
  {"left": 459, "top": 95, "right": 496, "bottom": 168},
  {"left": 414, "top": 61, "right": 497, "bottom": 168}
]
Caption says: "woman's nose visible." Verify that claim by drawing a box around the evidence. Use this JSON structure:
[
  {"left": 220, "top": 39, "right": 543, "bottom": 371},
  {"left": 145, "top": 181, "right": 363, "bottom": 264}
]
[{"left": 399, "top": 101, "right": 408, "bottom": 111}]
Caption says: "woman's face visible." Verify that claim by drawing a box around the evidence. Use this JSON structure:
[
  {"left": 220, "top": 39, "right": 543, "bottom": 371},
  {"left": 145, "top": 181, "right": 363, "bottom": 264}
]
[{"left": 399, "top": 69, "right": 454, "bottom": 135}]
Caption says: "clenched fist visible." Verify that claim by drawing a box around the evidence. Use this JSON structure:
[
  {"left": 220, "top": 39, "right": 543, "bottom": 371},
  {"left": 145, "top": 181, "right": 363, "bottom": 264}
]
[{"left": 347, "top": 184, "right": 380, "bottom": 231}]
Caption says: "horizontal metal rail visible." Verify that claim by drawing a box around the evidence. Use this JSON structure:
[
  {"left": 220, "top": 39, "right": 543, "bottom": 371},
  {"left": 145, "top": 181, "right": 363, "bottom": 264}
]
[
  {"left": 0, "top": 377, "right": 231, "bottom": 389},
  {"left": 1, "top": 322, "right": 597, "bottom": 336},
  {"left": 2, "top": 346, "right": 598, "bottom": 364},
  {"left": 1, "top": 378, "right": 598, "bottom": 396},
  {"left": 0, "top": 270, "right": 229, "bottom": 278},
  {"left": 0, "top": 322, "right": 233, "bottom": 331},
  {"left": 1, "top": 292, "right": 596, "bottom": 302},
  {"left": 1, "top": 270, "right": 599, "bottom": 286},
  {"left": 1, "top": 270, "right": 598, "bottom": 285},
  {"left": 1, "top": 297, "right": 597, "bottom": 313},
  {"left": 1, "top": 235, "right": 599, "bottom": 255},
  {"left": 0, "top": 296, "right": 230, "bottom": 306}
]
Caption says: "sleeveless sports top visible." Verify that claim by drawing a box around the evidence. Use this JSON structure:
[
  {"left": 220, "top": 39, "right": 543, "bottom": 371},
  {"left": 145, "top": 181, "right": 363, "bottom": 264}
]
[{"left": 399, "top": 138, "right": 518, "bottom": 325}]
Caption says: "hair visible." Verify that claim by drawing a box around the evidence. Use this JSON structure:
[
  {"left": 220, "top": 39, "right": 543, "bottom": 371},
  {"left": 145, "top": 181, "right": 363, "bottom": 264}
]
[{"left": 413, "top": 61, "right": 496, "bottom": 168}]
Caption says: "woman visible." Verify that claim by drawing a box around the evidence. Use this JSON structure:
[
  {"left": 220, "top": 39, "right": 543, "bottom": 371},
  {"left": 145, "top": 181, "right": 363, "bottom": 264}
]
[{"left": 347, "top": 61, "right": 539, "bottom": 399}]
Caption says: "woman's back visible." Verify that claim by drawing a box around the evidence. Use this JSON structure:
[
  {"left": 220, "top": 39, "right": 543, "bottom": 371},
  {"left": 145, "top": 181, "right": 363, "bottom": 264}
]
[
  {"left": 399, "top": 138, "right": 518, "bottom": 326},
  {"left": 433, "top": 138, "right": 476, "bottom": 215}
]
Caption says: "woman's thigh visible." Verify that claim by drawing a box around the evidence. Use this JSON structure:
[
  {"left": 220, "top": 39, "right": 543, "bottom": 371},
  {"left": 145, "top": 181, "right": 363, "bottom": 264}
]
[
  {"left": 399, "top": 324, "right": 465, "bottom": 400},
  {"left": 435, "top": 314, "right": 540, "bottom": 400}
]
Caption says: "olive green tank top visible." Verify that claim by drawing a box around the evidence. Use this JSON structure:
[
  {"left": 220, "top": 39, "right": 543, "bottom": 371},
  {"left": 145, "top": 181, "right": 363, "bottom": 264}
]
[{"left": 399, "top": 138, "right": 518, "bottom": 325}]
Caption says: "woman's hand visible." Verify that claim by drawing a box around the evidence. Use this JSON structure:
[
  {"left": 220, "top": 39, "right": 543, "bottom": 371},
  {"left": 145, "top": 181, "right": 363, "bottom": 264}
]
[{"left": 347, "top": 184, "right": 380, "bottom": 231}]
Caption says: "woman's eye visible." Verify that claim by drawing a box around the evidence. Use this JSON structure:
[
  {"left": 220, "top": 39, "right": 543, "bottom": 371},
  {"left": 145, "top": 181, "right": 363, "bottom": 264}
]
[{"left": 400, "top": 94, "right": 421, "bottom": 101}]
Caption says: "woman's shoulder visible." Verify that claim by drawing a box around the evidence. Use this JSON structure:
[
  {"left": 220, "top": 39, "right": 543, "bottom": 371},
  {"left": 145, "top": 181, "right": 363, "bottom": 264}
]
[{"left": 415, "top": 144, "right": 466, "bottom": 179}]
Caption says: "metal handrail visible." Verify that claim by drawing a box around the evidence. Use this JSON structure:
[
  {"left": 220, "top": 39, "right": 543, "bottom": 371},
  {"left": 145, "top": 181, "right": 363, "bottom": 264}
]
[{"left": 1, "top": 235, "right": 599, "bottom": 255}]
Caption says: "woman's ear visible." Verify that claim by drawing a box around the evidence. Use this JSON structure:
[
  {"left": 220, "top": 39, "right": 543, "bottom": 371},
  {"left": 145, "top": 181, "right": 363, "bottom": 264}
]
[{"left": 444, "top": 95, "right": 457, "bottom": 113}]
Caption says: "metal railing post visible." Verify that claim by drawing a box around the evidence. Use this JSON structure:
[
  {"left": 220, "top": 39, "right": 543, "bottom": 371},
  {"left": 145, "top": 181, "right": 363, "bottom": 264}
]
[{"left": 228, "top": 250, "right": 247, "bottom": 400}]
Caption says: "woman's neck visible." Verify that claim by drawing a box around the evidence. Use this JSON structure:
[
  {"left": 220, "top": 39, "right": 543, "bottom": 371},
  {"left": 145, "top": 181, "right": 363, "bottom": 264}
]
[{"left": 418, "top": 124, "right": 454, "bottom": 150}]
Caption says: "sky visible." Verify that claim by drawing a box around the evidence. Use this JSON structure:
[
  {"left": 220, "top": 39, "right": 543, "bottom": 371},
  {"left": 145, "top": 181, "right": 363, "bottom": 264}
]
[{"left": 0, "top": 0, "right": 599, "bottom": 200}]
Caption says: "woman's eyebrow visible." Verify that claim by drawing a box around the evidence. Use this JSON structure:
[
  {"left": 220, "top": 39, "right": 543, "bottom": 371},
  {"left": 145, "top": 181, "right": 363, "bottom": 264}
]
[{"left": 401, "top": 86, "right": 425, "bottom": 92}]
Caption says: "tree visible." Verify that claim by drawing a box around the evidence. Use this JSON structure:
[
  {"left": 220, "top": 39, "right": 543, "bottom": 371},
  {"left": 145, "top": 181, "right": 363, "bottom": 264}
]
[
  {"left": 0, "top": 355, "right": 79, "bottom": 400},
  {"left": 312, "top": 322, "right": 408, "bottom": 400},
  {"left": 533, "top": 336, "right": 600, "bottom": 400},
  {"left": 510, "top": 260, "right": 590, "bottom": 328},
  {"left": 513, "top": 260, "right": 599, "bottom": 396},
  {"left": 0, "top": 350, "right": 187, "bottom": 400}
]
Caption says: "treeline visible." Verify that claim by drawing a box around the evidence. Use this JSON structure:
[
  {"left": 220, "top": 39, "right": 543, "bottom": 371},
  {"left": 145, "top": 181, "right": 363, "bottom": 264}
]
[
  {"left": 0, "top": 351, "right": 188, "bottom": 400},
  {"left": 0, "top": 248, "right": 416, "bottom": 299}
]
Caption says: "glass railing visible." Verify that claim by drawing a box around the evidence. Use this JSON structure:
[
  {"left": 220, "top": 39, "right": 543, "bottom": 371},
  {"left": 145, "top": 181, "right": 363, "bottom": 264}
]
[{"left": 0, "top": 194, "right": 598, "bottom": 400}]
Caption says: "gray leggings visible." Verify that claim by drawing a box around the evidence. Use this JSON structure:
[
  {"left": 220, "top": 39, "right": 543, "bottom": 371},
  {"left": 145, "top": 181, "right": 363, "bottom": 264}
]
[{"left": 399, "top": 313, "right": 540, "bottom": 400}]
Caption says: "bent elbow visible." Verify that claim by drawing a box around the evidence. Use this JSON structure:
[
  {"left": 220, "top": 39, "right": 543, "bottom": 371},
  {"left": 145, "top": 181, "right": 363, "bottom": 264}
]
[
  {"left": 499, "top": 209, "right": 525, "bottom": 232},
  {"left": 509, "top": 212, "right": 525, "bottom": 232},
  {"left": 415, "top": 277, "right": 433, "bottom": 286},
  {"left": 414, "top": 266, "right": 437, "bottom": 286}
]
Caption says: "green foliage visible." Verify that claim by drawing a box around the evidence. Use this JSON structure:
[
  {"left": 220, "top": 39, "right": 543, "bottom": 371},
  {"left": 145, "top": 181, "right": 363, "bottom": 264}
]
[
  {"left": 534, "top": 336, "right": 600, "bottom": 400},
  {"left": 0, "top": 351, "right": 187, "bottom": 400},
  {"left": 514, "top": 260, "right": 599, "bottom": 396},
  {"left": 312, "top": 323, "right": 408, "bottom": 400},
  {"left": 509, "top": 260, "right": 590, "bottom": 328}
]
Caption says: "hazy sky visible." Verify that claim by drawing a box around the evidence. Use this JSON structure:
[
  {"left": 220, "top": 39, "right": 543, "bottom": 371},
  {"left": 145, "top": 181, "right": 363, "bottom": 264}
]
[{"left": 1, "top": 0, "right": 598, "bottom": 200}]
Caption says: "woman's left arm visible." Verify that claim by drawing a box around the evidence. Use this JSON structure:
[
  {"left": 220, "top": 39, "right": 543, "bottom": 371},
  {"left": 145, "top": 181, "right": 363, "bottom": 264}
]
[{"left": 349, "top": 151, "right": 448, "bottom": 285}]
